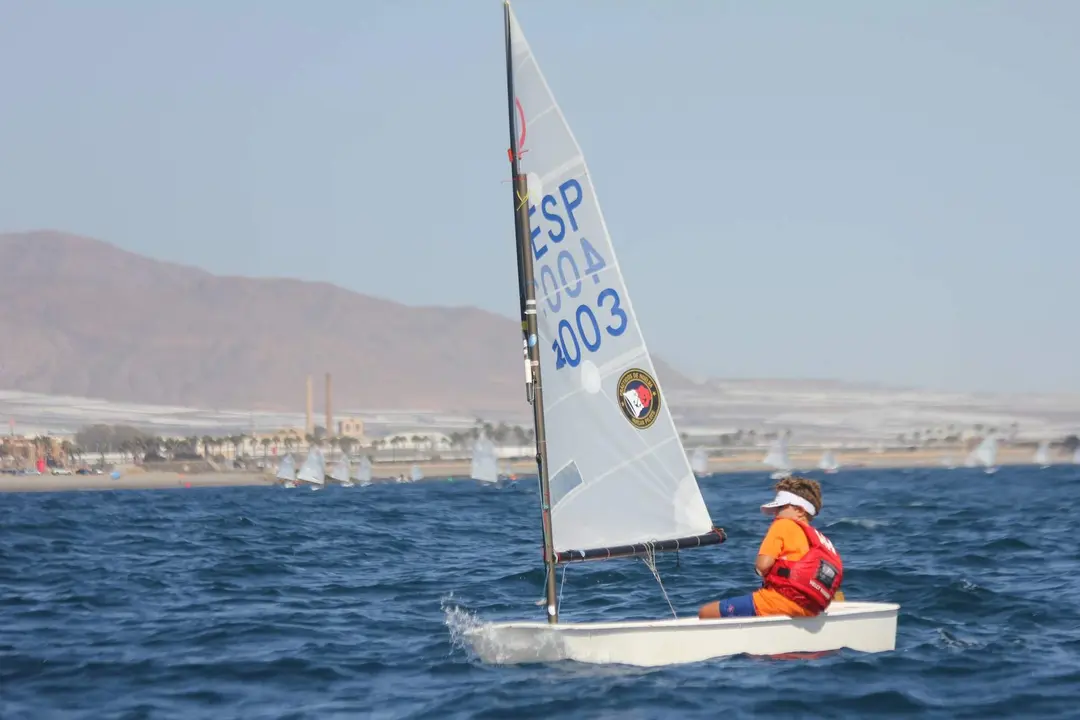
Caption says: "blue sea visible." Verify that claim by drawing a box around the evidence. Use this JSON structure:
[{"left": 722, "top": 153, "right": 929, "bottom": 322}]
[{"left": 3, "top": 466, "right": 1080, "bottom": 719}]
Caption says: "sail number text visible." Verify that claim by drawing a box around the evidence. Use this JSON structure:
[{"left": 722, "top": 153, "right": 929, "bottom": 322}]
[{"left": 527, "top": 177, "right": 627, "bottom": 371}]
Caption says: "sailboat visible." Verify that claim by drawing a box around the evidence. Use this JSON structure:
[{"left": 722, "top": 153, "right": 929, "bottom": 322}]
[
  {"left": 1073, "top": 447, "right": 1080, "bottom": 465},
  {"left": 470, "top": 432, "right": 501, "bottom": 483},
  {"left": 276, "top": 453, "right": 297, "bottom": 489},
  {"left": 329, "top": 452, "right": 354, "bottom": 487},
  {"left": 296, "top": 446, "right": 326, "bottom": 490},
  {"left": 818, "top": 449, "right": 840, "bottom": 474},
  {"left": 462, "top": 3, "right": 898, "bottom": 667},
  {"left": 1034, "top": 440, "right": 1051, "bottom": 469},
  {"left": 690, "top": 447, "right": 709, "bottom": 477},
  {"left": 763, "top": 435, "right": 793, "bottom": 479},
  {"left": 352, "top": 455, "right": 373, "bottom": 486},
  {"left": 410, "top": 464, "right": 423, "bottom": 483},
  {"left": 968, "top": 435, "right": 999, "bottom": 475}
]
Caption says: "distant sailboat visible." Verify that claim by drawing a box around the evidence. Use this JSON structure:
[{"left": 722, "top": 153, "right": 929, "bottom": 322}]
[
  {"left": 941, "top": 455, "right": 957, "bottom": 470},
  {"left": 818, "top": 450, "right": 839, "bottom": 474},
  {"left": 297, "top": 447, "right": 326, "bottom": 489},
  {"left": 1034, "top": 441, "right": 1051, "bottom": 469},
  {"left": 470, "top": 432, "right": 501, "bottom": 483},
  {"left": 276, "top": 453, "right": 297, "bottom": 488},
  {"left": 352, "top": 455, "right": 373, "bottom": 486},
  {"left": 1073, "top": 447, "right": 1080, "bottom": 465},
  {"left": 968, "top": 435, "right": 998, "bottom": 475},
  {"left": 330, "top": 453, "right": 353, "bottom": 487},
  {"left": 410, "top": 464, "right": 423, "bottom": 483},
  {"left": 763, "top": 435, "right": 793, "bottom": 479},
  {"left": 690, "top": 447, "right": 709, "bottom": 477}
]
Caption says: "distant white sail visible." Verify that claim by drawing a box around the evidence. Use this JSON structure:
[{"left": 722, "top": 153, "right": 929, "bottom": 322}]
[
  {"left": 972, "top": 435, "right": 998, "bottom": 469},
  {"left": 818, "top": 450, "right": 839, "bottom": 472},
  {"left": 1034, "top": 441, "right": 1050, "bottom": 467},
  {"left": 470, "top": 432, "right": 500, "bottom": 483},
  {"left": 763, "top": 436, "right": 792, "bottom": 472},
  {"left": 297, "top": 447, "right": 326, "bottom": 485},
  {"left": 690, "top": 448, "right": 709, "bottom": 476},
  {"left": 275, "top": 454, "right": 296, "bottom": 481},
  {"left": 507, "top": 7, "right": 714, "bottom": 554},
  {"left": 353, "top": 456, "right": 373, "bottom": 485},
  {"left": 411, "top": 464, "right": 423, "bottom": 482},
  {"left": 330, "top": 453, "right": 351, "bottom": 484},
  {"left": 1073, "top": 447, "right": 1080, "bottom": 464}
]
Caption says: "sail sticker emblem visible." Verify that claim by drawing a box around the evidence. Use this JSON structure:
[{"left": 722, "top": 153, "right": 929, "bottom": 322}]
[{"left": 616, "top": 368, "right": 661, "bottom": 429}]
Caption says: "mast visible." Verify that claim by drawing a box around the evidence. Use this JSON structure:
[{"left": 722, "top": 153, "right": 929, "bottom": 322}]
[{"left": 504, "top": 1, "right": 559, "bottom": 624}]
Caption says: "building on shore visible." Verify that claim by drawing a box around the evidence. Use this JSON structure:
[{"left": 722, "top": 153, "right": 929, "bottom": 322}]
[{"left": 336, "top": 417, "right": 367, "bottom": 444}]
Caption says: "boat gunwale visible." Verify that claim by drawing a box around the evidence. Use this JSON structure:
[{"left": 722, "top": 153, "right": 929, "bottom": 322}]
[{"left": 467, "top": 601, "right": 900, "bottom": 633}]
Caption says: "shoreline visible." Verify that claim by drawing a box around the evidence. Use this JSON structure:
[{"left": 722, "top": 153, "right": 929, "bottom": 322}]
[{"left": 0, "top": 446, "right": 1071, "bottom": 493}]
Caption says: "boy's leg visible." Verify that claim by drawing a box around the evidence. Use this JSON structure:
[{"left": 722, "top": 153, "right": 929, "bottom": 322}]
[{"left": 698, "top": 594, "right": 756, "bottom": 619}]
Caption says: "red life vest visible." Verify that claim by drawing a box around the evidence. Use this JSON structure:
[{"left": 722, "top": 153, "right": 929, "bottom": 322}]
[{"left": 763, "top": 519, "right": 843, "bottom": 614}]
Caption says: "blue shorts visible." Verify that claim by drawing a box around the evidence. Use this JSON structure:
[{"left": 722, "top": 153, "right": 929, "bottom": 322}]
[{"left": 715, "top": 594, "right": 757, "bottom": 618}]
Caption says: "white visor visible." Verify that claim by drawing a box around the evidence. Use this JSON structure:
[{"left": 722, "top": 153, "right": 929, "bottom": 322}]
[{"left": 760, "top": 490, "right": 816, "bottom": 517}]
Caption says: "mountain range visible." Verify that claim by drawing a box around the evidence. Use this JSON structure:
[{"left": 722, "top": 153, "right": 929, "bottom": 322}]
[{"left": 0, "top": 231, "right": 695, "bottom": 414}]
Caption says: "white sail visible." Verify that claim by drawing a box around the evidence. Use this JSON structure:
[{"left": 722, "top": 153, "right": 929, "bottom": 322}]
[
  {"left": 1073, "top": 447, "right": 1080, "bottom": 464},
  {"left": 973, "top": 435, "right": 998, "bottom": 468},
  {"left": 275, "top": 454, "right": 296, "bottom": 481},
  {"left": 508, "top": 8, "right": 713, "bottom": 553},
  {"left": 297, "top": 447, "right": 326, "bottom": 484},
  {"left": 818, "top": 450, "right": 839, "bottom": 472},
  {"left": 1034, "top": 441, "right": 1050, "bottom": 466},
  {"left": 471, "top": 432, "right": 501, "bottom": 483},
  {"left": 763, "top": 436, "right": 792, "bottom": 471},
  {"left": 690, "top": 448, "right": 709, "bottom": 476},
  {"left": 352, "top": 456, "right": 373, "bottom": 485},
  {"left": 411, "top": 464, "right": 424, "bottom": 482},
  {"left": 330, "top": 453, "right": 351, "bottom": 483}
]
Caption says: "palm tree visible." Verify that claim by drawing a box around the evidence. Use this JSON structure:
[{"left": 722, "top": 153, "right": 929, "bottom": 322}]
[
  {"left": 338, "top": 437, "right": 355, "bottom": 457},
  {"left": 261, "top": 438, "right": 272, "bottom": 458},
  {"left": 60, "top": 440, "right": 76, "bottom": 465}
]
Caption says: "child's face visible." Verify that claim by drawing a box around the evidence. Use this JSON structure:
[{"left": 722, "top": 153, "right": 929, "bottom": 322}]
[{"left": 775, "top": 505, "right": 809, "bottom": 522}]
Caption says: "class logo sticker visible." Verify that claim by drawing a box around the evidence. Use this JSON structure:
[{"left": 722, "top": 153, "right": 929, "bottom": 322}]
[{"left": 616, "top": 368, "right": 661, "bottom": 429}]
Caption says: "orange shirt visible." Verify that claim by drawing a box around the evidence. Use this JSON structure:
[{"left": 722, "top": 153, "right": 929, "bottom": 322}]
[{"left": 751, "top": 518, "right": 815, "bottom": 617}]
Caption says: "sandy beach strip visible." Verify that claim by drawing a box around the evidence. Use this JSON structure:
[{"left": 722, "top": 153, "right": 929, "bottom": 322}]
[
  {"left": 0, "top": 446, "right": 1065, "bottom": 493},
  {"left": 0, "top": 472, "right": 275, "bottom": 493}
]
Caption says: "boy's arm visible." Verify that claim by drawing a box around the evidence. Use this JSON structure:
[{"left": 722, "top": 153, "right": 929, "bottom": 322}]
[{"left": 755, "top": 521, "right": 784, "bottom": 577}]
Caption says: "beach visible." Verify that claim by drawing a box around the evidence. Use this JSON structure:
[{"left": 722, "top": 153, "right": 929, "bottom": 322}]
[{"left": 0, "top": 444, "right": 1065, "bottom": 493}]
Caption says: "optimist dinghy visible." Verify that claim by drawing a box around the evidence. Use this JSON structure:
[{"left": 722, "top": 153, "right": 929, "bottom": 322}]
[{"left": 463, "top": 2, "right": 898, "bottom": 668}]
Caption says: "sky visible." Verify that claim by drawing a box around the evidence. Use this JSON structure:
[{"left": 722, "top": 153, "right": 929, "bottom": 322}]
[{"left": 1, "top": 1, "right": 1077, "bottom": 394}]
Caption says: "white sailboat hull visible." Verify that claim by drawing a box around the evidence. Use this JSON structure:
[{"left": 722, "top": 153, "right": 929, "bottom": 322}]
[{"left": 465, "top": 601, "right": 898, "bottom": 667}]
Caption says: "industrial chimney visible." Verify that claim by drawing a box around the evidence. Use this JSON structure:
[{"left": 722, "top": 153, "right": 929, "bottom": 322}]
[
  {"left": 325, "top": 372, "right": 333, "bottom": 438},
  {"left": 305, "top": 375, "right": 313, "bottom": 436}
]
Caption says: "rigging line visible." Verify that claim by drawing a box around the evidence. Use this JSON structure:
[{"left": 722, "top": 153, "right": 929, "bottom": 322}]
[{"left": 641, "top": 541, "right": 678, "bottom": 619}]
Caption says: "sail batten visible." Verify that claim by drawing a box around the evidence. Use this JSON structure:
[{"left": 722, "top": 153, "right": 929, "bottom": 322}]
[{"left": 507, "top": 6, "right": 716, "bottom": 555}]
